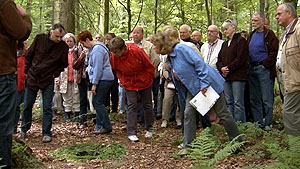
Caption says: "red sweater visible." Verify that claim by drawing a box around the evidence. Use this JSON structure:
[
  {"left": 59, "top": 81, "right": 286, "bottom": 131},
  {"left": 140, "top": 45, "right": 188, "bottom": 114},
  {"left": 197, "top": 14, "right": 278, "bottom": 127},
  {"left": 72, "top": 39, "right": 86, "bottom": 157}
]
[
  {"left": 110, "top": 43, "right": 154, "bottom": 91},
  {"left": 17, "top": 49, "right": 26, "bottom": 91}
]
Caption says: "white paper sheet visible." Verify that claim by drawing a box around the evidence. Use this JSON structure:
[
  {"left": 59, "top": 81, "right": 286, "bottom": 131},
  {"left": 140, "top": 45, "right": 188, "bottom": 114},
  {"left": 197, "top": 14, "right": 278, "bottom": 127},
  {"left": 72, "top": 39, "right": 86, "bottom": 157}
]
[{"left": 189, "top": 86, "right": 220, "bottom": 116}]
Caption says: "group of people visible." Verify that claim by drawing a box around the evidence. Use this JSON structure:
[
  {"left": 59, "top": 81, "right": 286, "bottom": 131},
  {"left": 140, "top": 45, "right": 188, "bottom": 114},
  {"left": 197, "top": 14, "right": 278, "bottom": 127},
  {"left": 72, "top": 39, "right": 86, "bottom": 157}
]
[{"left": 1, "top": 2, "right": 300, "bottom": 168}]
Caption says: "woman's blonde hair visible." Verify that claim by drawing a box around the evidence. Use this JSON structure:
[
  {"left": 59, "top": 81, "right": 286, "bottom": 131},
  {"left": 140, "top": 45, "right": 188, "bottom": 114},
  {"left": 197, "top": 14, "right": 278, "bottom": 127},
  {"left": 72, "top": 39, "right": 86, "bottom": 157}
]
[{"left": 151, "top": 26, "right": 180, "bottom": 54}]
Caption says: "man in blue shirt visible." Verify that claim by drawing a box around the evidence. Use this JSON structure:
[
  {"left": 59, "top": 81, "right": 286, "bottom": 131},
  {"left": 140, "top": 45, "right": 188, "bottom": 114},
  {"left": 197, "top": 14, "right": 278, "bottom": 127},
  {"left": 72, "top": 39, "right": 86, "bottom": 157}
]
[{"left": 248, "top": 12, "right": 278, "bottom": 130}]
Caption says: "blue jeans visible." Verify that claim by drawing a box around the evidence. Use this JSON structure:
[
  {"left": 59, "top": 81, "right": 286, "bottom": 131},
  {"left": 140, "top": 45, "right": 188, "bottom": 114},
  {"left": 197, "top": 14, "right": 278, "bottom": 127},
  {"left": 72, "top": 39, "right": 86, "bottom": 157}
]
[
  {"left": 119, "top": 85, "right": 126, "bottom": 112},
  {"left": 78, "top": 78, "right": 89, "bottom": 125},
  {"left": 14, "top": 90, "right": 24, "bottom": 132},
  {"left": 92, "top": 80, "right": 113, "bottom": 131},
  {"left": 224, "top": 81, "right": 246, "bottom": 122},
  {"left": 152, "top": 77, "right": 160, "bottom": 114},
  {"left": 248, "top": 65, "right": 274, "bottom": 128},
  {"left": 0, "top": 74, "right": 17, "bottom": 168},
  {"left": 21, "top": 81, "right": 54, "bottom": 137}
]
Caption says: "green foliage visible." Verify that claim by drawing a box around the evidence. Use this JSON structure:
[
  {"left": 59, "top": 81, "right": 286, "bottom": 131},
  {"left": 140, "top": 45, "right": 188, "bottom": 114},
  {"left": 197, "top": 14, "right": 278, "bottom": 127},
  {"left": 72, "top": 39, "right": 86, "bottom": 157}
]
[
  {"left": 51, "top": 142, "right": 127, "bottom": 161},
  {"left": 186, "top": 126, "right": 246, "bottom": 167},
  {"left": 264, "top": 134, "right": 300, "bottom": 169},
  {"left": 209, "top": 135, "right": 245, "bottom": 166},
  {"left": 171, "top": 136, "right": 183, "bottom": 148},
  {"left": 109, "top": 112, "right": 126, "bottom": 121},
  {"left": 186, "top": 121, "right": 300, "bottom": 168},
  {"left": 12, "top": 140, "right": 45, "bottom": 168}
]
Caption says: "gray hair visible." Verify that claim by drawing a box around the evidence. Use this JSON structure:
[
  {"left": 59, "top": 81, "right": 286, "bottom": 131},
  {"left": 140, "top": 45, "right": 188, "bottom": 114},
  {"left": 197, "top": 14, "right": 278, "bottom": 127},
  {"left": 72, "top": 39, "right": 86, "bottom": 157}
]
[
  {"left": 63, "top": 33, "right": 76, "bottom": 43},
  {"left": 283, "top": 3, "right": 297, "bottom": 18},
  {"left": 180, "top": 24, "right": 192, "bottom": 33},
  {"left": 253, "top": 12, "right": 265, "bottom": 19},
  {"left": 222, "top": 19, "right": 237, "bottom": 30}
]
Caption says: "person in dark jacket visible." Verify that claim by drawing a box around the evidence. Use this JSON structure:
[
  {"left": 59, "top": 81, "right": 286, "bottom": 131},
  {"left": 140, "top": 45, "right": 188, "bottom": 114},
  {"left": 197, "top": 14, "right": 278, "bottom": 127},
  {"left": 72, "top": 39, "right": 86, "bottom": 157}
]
[
  {"left": 0, "top": 0, "right": 32, "bottom": 167},
  {"left": 248, "top": 12, "right": 279, "bottom": 130},
  {"left": 217, "top": 19, "right": 249, "bottom": 123},
  {"left": 19, "top": 24, "right": 68, "bottom": 143}
]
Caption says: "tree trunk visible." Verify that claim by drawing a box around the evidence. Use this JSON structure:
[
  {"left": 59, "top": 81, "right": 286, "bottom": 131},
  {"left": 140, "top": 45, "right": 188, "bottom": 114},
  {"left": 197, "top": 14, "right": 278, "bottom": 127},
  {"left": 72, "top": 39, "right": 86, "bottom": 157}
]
[
  {"left": 260, "top": 0, "right": 265, "bottom": 15},
  {"left": 154, "top": 0, "right": 158, "bottom": 33},
  {"left": 53, "top": 0, "right": 60, "bottom": 25},
  {"left": 104, "top": 0, "right": 109, "bottom": 34},
  {"left": 205, "top": 0, "right": 212, "bottom": 26},
  {"left": 60, "top": 0, "right": 75, "bottom": 33},
  {"left": 127, "top": 0, "right": 131, "bottom": 36}
]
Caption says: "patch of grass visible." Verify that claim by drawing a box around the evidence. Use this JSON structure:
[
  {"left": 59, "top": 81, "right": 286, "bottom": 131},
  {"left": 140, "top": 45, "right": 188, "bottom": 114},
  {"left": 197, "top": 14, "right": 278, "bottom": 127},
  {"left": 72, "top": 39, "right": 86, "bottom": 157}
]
[
  {"left": 109, "top": 113, "right": 126, "bottom": 121},
  {"left": 12, "top": 140, "right": 45, "bottom": 168},
  {"left": 51, "top": 142, "right": 127, "bottom": 162},
  {"left": 171, "top": 136, "right": 183, "bottom": 148}
]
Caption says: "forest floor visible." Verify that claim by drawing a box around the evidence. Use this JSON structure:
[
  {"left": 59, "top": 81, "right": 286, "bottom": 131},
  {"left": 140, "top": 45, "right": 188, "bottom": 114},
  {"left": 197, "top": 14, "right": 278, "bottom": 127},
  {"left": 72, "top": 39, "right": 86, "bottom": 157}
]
[{"left": 13, "top": 111, "right": 274, "bottom": 169}]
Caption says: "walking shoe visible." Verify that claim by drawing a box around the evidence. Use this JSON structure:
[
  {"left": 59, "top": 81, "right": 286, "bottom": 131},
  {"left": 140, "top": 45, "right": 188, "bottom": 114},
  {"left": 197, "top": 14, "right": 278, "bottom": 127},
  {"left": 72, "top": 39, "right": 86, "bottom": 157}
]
[
  {"left": 161, "top": 120, "right": 167, "bottom": 128},
  {"left": 17, "top": 131, "right": 26, "bottom": 139},
  {"left": 93, "top": 128, "right": 112, "bottom": 134},
  {"left": 176, "top": 121, "right": 182, "bottom": 129},
  {"left": 155, "top": 113, "right": 162, "bottom": 120},
  {"left": 177, "top": 143, "right": 184, "bottom": 149},
  {"left": 78, "top": 124, "right": 87, "bottom": 129},
  {"left": 128, "top": 135, "right": 139, "bottom": 142},
  {"left": 99, "top": 128, "right": 112, "bottom": 134},
  {"left": 42, "top": 136, "right": 52, "bottom": 143},
  {"left": 145, "top": 131, "right": 153, "bottom": 138}
]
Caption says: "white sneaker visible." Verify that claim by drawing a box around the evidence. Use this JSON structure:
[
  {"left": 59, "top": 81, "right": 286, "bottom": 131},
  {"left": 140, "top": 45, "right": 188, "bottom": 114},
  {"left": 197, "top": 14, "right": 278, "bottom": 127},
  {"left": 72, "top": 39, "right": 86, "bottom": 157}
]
[
  {"left": 177, "top": 143, "right": 184, "bottom": 149},
  {"left": 145, "top": 131, "right": 153, "bottom": 138},
  {"left": 128, "top": 135, "right": 139, "bottom": 142},
  {"left": 161, "top": 120, "right": 167, "bottom": 128}
]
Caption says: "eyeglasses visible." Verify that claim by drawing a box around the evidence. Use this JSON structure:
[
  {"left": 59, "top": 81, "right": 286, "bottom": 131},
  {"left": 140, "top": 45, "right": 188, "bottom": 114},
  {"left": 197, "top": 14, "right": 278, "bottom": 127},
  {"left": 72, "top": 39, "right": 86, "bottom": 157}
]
[
  {"left": 207, "top": 30, "right": 217, "bottom": 33},
  {"left": 96, "top": 37, "right": 101, "bottom": 39}
]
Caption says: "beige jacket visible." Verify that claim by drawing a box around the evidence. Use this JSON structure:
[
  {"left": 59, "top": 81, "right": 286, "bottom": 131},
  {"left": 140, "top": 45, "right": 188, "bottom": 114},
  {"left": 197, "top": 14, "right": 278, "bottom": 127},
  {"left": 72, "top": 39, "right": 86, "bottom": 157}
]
[
  {"left": 279, "top": 19, "right": 300, "bottom": 94},
  {"left": 141, "top": 39, "right": 161, "bottom": 78}
]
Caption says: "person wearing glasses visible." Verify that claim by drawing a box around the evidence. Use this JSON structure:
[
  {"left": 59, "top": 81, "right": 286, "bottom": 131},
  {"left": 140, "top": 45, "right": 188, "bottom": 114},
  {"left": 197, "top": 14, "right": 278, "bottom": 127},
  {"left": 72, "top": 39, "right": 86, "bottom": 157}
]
[
  {"left": 191, "top": 30, "right": 204, "bottom": 48},
  {"left": 276, "top": 3, "right": 300, "bottom": 136},
  {"left": 248, "top": 12, "right": 278, "bottom": 130},
  {"left": 95, "top": 33, "right": 103, "bottom": 42}
]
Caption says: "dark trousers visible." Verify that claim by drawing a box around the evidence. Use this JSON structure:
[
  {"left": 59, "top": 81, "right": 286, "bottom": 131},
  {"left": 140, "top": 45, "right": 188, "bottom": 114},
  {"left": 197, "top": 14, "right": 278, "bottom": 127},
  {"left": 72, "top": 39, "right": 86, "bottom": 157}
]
[{"left": 126, "top": 87, "right": 154, "bottom": 135}]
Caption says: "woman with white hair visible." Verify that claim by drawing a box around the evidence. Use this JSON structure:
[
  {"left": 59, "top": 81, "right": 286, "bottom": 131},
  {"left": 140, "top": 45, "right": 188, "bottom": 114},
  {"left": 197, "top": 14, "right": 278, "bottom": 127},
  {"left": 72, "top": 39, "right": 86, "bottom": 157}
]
[
  {"left": 216, "top": 20, "right": 249, "bottom": 123},
  {"left": 57, "top": 33, "right": 80, "bottom": 123}
]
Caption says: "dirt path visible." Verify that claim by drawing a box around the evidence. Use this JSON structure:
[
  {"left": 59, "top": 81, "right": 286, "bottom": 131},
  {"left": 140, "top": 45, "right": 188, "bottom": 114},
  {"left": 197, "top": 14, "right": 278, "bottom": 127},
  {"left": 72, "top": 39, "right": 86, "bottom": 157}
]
[{"left": 18, "top": 113, "right": 194, "bottom": 169}]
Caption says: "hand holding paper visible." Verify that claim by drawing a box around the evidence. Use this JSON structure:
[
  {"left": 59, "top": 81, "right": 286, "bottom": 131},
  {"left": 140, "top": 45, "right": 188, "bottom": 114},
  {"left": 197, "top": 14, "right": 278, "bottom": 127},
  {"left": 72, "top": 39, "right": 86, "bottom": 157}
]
[{"left": 189, "top": 86, "right": 220, "bottom": 116}]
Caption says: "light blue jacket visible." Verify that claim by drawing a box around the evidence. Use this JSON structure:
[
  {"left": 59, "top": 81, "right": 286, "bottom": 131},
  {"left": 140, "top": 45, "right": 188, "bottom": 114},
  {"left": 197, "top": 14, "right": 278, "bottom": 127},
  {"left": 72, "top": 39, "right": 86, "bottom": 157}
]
[
  {"left": 168, "top": 43, "right": 225, "bottom": 101},
  {"left": 88, "top": 42, "right": 114, "bottom": 84}
]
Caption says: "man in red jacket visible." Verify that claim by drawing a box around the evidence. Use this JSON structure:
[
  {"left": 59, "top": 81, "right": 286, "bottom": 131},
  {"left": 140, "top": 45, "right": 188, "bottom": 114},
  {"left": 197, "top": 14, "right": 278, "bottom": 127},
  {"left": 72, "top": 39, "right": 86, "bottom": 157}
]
[{"left": 109, "top": 37, "right": 155, "bottom": 142}]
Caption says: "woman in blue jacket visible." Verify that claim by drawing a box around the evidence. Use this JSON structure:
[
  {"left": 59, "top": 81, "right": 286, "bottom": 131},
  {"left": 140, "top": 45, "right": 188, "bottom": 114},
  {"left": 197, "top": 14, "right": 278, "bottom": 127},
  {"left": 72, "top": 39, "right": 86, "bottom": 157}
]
[{"left": 151, "top": 26, "right": 242, "bottom": 148}]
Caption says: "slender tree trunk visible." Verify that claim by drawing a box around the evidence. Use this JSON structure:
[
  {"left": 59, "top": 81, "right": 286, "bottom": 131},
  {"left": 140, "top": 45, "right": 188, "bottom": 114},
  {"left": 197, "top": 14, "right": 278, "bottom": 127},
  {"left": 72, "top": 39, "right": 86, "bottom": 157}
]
[
  {"left": 154, "top": 0, "right": 158, "bottom": 33},
  {"left": 39, "top": 1, "right": 43, "bottom": 32},
  {"left": 60, "top": 0, "right": 75, "bottom": 33},
  {"left": 127, "top": 0, "right": 131, "bottom": 36},
  {"left": 205, "top": 0, "right": 212, "bottom": 26},
  {"left": 53, "top": 0, "right": 60, "bottom": 24},
  {"left": 104, "top": 0, "right": 109, "bottom": 34}
]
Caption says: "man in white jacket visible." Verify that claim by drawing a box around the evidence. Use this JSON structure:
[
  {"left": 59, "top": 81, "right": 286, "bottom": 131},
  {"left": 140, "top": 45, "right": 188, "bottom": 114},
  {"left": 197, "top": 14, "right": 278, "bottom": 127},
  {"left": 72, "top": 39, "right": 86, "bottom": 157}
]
[{"left": 200, "top": 25, "right": 224, "bottom": 70}]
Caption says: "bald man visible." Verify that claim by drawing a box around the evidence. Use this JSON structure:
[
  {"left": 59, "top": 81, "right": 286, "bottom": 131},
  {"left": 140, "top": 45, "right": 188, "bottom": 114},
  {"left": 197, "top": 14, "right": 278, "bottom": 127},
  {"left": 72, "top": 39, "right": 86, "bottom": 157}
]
[
  {"left": 192, "top": 30, "right": 203, "bottom": 46},
  {"left": 132, "top": 27, "right": 162, "bottom": 119},
  {"left": 179, "top": 24, "right": 202, "bottom": 50}
]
